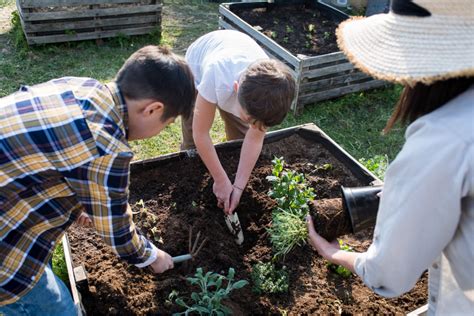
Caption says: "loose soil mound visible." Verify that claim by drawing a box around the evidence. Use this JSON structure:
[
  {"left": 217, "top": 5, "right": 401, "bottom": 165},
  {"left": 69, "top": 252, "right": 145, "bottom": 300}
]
[{"left": 68, "top": 135, "right": 427, "bottom": 315}]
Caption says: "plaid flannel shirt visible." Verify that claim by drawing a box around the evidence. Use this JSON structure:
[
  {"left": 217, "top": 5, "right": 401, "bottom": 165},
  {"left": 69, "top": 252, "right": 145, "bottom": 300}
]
[{"left": 0, "top": 77, "right": 158, "bottom": 305}]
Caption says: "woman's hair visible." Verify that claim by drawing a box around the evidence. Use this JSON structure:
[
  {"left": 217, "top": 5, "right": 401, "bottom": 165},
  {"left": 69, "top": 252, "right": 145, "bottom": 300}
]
[
  {"left": 384, "top": 77, "right": 474, "bottom": 133},
  {"left": 116, "top": 45, "right": 196, "bottom": 121}
]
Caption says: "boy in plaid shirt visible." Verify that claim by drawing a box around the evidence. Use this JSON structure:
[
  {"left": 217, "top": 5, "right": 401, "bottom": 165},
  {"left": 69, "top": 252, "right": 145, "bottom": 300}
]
[{"left": 0, "top": 46, "right": 195, "bottom": 314}]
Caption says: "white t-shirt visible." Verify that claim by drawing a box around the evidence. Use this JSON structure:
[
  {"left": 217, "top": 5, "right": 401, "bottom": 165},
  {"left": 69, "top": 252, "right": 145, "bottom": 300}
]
[
  {"left": 354, "top": 87, "right": 474, "bottom": 315},
  {"left": 185, "top": 30, "right": 269, "bottom": 117}
]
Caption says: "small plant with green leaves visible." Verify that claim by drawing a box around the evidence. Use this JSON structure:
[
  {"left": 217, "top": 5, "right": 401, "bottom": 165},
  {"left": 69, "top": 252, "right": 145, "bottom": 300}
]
[
  {"left": 307, "top": 23, "right": 316, "bottom": 33},
  {"left": 270, "top": 31, "right": 278, "bottom": 39},
  {"left": 251, "top": 262, "right": 289, "bottom": 294},
  {"left": 327, "top": 240, "right": 353, "bottom": 278},
  {"left": 285, "top": 25, "right": 293, "bottom": 34},
  {"left": 359, "top": 155, "right": 389, "bottom": 180},
  {"left": 267, "top": 157, "right": 315, "bottom": 212},
  {"left": 171, "top": 267, "right": 248, "bottom": 315},
  {"left": 266, "top": 157, "right": 315, "bottom": 258},
  {"left": 323, "top": 31, "right": 331, "bottom": 40}
]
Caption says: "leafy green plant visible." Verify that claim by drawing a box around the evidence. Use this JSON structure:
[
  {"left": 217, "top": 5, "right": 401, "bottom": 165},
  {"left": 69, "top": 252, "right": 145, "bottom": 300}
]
[
  {"left": 266, "top": 157, "right": 315, "bottom": 258},
  {"left": 307, "top": 23, "right": 316, "bottom": 33},
  {"left": 285, "top": 25, "right": 293, "bottom": 33},
  {"left": 171, "top": 267, "right": 248, "bottom": 315},
  {"left": 9, "top": 10, "right": 28, "bottom": 54},
  {"left": 251, "top": 262, "right": 289, "bottom": 294},
  {"left": 52, "top": 242, "right": 69, "bottom": 283},
  {"left": 323, "top": 31, "right": 331, "bottom": 40},
  {"left": 327, "top": 240, "right": 353, "bottom": 278},
  {"left": 359, "top": 154, "right": 389, "bottom": 180},
  {"left": 267, "top": 157, "right": 315, "bottom": 212}
]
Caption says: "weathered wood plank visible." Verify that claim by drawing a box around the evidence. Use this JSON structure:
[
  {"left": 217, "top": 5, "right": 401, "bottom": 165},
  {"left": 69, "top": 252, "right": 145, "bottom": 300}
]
[
  {"left": 301, "top": 62, "right": 355, "bottom": 80},
  {"left": 299, "top": 80, "right": 388, "bottom": 104},
  {"left": 20, "top": 4, "right": 161, "bottom": 22},
  {"left": 24, "top": 15, "right": 158, "bottom": 32},
  {"left": 300, "top": 51, "right": 348, "bottom": 68},
  {"left": 299, "top": 72, "right": 372, "bottom": 93},
  {"left": 219, "top": 5, "right": 300, "bottom": 68},
  {"left": 27, "top": 25, "right": 158, "bottom": 44},
  {"left": 19, "top": 0, "right": 151, "bottom": 8}
]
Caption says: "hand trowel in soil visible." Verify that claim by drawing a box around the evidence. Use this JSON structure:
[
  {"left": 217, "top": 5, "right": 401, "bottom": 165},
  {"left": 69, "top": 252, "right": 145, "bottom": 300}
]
[{"left": 224, "top": 212, "right": 244, "bottom": 245}]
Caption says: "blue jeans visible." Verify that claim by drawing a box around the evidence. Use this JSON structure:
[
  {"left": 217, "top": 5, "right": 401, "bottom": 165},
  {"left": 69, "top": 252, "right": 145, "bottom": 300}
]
[{"left": 0, "top": 265, "right": 76, "bottom": 316}]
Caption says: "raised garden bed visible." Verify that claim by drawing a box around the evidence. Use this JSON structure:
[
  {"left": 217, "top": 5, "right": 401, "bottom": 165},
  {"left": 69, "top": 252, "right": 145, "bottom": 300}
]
[
  {"left": 16, "top": 0, "right": 162, "bottom": 45},
  {"left": 65, "top": 124, "right": 427, "bottom": 315},
  {"left": 218, "top": 1, "right": 388, "bottom": 113}
]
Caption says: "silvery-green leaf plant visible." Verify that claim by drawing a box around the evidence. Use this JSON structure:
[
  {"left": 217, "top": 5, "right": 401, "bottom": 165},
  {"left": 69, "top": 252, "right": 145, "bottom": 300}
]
[{"left": 171, "top": 267, "right": 248, "bottom": 316}]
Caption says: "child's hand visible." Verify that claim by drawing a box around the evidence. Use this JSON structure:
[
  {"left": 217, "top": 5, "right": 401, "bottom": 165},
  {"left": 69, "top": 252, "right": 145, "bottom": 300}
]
[
  {"left": 213, "top": 178, "right": 233, "bottom": 213},
  {"left": 149, "top": 249, "right": 174, "bottom": 274},
  {"left": 76, "top": 212, "right": 92, "bottom": 227},
  {"left": 228, "top": 185, "right": 244, "bottom": 214}
]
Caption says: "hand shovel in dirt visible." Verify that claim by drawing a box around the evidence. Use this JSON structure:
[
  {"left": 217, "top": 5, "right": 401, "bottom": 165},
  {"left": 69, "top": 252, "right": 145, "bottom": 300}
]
[
  {"left": 172, "top": 226, "right": 208, "bottom": 263},
  {"left": 224, "top": 212, "right": 244, "bottom": 245}
]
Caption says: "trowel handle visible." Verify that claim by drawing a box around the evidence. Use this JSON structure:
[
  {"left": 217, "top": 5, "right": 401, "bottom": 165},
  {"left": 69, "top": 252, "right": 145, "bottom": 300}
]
[{"left": 172, "top": 254, "right": 192, "bottom": 263}]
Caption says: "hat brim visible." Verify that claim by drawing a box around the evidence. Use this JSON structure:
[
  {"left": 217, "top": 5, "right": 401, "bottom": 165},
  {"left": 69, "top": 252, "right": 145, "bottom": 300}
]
[{"left": 337, "top": 14, "right": 474, "bottom": 86}]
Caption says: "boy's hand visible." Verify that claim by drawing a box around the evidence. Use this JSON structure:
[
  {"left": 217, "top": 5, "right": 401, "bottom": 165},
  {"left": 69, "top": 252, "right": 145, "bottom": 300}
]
[
  {"left": 213, "top": 178, "right": 233, "bottom": 213},
  {"left": 228, "top": 185, "right": 244, "bottom": 214},
  {"left": 149, "top": 249, "right": 174, "bottom": 274},
  {"left": 76, "top": 212, "right": 93, "bottom": 227}
]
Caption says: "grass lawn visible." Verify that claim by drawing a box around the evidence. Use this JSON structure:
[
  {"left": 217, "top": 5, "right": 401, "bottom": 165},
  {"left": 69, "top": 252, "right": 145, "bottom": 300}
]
[{"left": 0, "top": 0, "right": 405, "bottom": 282}]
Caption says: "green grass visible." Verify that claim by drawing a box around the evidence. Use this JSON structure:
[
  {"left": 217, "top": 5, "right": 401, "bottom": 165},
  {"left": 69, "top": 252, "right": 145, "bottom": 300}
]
[{"left": 52, "top": 242, "right": 69, "bottom": 284}]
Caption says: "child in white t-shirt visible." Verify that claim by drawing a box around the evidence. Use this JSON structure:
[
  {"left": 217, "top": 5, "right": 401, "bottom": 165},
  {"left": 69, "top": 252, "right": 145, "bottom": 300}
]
[{"left": 182, "top": 30, "right": 295, "bottom": 215}]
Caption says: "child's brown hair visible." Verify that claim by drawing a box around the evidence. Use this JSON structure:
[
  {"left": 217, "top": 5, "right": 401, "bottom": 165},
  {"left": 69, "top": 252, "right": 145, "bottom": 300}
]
[{"left": 238, "top": 59, "right": 296, "bottom": 129}]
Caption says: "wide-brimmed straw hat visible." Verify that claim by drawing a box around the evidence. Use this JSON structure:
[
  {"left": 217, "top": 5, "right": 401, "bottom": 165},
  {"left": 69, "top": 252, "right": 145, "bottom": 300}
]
[{"left": 336, "top": 0, "right": 474, "bottom": 86}]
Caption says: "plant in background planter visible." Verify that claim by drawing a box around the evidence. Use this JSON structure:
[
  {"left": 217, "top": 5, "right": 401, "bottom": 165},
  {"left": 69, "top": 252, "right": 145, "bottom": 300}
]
[
  {"left": 251, "top": 262, "right": 289, "bottom": 294},
  {"left": 170, "top": 267, "right": 248, "bottom": 315},
  {"left": 219, "top": 1, "right": 387, "bottom": 113},
  {"left": 267, "top": 157, "right": 315, "bottom": 258}
]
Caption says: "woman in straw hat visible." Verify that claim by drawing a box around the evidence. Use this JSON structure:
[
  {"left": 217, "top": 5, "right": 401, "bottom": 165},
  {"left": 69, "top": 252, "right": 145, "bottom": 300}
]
[{"left": 306, "top": 0, "right": 473, "bottom": 313}]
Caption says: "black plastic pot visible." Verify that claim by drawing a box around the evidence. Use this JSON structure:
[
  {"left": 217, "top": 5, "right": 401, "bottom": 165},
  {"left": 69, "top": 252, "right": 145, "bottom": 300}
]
[{"left": 341, "top": 185, "right": 382, "bottom": 233}]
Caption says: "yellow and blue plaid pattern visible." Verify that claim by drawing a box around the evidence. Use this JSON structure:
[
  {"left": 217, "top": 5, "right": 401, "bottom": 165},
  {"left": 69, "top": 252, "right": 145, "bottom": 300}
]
[{"left": 0, "top": 77, "right": 154, "bottom": 305}]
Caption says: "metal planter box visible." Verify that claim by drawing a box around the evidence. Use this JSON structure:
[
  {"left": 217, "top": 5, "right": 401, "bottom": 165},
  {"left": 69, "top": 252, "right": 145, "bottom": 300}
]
[
  {"left": 218, "top": 1, "right": 388, "bottom": 113},
  {"left": 16, "top": 0, "right": 162, "bottom": 45}
]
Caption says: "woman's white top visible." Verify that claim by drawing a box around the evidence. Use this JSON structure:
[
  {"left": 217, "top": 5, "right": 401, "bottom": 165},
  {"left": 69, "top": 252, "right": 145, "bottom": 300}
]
[{"left": 355, "top": 87, "right": 474, "bottom": 315}]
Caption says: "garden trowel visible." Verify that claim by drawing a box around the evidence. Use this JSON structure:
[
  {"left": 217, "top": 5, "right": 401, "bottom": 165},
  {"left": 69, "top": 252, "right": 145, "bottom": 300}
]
[{"left": 224, "top": 212, "right": 244, "bottom": 245}]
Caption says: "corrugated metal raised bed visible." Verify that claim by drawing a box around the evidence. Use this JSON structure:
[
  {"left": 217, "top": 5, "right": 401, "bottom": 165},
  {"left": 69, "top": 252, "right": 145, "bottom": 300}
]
[
  {"left": 16, "top": 0, "right": 162, "bottom": 45},
  {"left": 219, "top": 1, "right": 388, "bottom": 113}
]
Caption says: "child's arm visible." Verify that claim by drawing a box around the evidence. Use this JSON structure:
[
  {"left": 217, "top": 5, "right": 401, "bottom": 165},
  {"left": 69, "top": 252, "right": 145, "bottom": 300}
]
[
  {"left": 229, "top": 125, "right": 266, "bottom": 214},
  {"left": 193, "top": 94, "right": 233, "bottom": 211}
]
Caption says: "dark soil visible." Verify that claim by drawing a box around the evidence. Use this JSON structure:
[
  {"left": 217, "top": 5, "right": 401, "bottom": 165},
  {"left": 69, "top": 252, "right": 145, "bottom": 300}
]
[
  {"left": 68, "top": 134, "right": 427, "bottom": 315},
  {"left": 232, "top": 4, "right": 341, "bottom": 56}
]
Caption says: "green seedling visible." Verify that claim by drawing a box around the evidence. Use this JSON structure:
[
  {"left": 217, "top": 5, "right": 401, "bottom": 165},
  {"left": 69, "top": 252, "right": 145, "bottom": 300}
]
[
  {"left": 266, "top": 157, "right": 315, "bottom": 258},
  {"left": 171, "top": 267, "right": 248, "bottom": 315},
  {"left": 327, "top": 240, "right": 353, "bottom": 278},
  {"left": 323, "top": 31, "right": 331, "bottom": 40},
  {"left": 285, "top": 25, "right": 293, "bottom": 33},
  {"left": 251, "top": 262, "right": 289, "bottom": 294},
  {"left": 270, "top": 31, "right": 278, "bottom": 39},
  {"left": 307, "top": 23, "right": 316, "bottom": 33},
  {"left": 283, "top": 37, "right": 289, "bottom": 44}
]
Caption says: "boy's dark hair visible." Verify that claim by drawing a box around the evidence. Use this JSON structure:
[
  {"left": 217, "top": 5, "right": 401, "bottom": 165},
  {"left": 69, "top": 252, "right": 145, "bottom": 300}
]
[
  {"left": 238, "top": 59, "right": 296, "bottom": 129},
  {"left": 384, "top": 77, "right": 474, "bottom": 133},
  {"left": 116, "top": 45, "right": 196, "bottom": 121}
]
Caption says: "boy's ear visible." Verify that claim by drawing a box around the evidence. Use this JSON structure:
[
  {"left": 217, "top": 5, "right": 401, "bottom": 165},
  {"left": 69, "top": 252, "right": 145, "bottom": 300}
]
[
  {"left": 233, "top": 81, "right": 239, "bottom": 93},
  {"left": 143, "top": 101, "right": 164, "bottom": 118}
]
